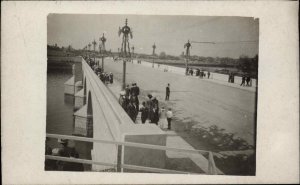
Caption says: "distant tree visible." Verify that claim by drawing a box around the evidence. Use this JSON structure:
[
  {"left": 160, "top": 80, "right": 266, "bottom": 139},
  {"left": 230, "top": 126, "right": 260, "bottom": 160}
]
[
  {"left": 238, "top": 55, "right": 252, "bottom": 73},
  {"left": 159, "top": 51, "right": 166, "bottom": 59},
  {"left": 68, "top": 45, "right": 72, "bottom": 52}
]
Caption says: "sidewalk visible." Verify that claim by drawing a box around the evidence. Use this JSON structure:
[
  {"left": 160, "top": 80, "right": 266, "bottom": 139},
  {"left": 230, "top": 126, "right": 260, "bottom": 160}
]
[{"left": 131, "top": 59, "right": 257, "bottom": 93}]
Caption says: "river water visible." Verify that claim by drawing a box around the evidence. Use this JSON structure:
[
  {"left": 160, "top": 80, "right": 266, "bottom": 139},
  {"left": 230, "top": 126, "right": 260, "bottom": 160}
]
[
  {"left": 46, "top": 70, "right": 74, "bottom": 135},
  {"left": 46, "top": 69, "right": 92, "bottom": 169}
]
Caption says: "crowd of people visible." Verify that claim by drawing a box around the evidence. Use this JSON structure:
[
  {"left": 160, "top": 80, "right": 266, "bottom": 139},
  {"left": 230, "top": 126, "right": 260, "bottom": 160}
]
[
  {"left": 85, "top": 57, "right": 114, "bottom": 85},
  {"left": 240, "top": 75, "right": 252, "bottom": 86},
  {"left": 229, "top": 73, "right": 252, "bottom": 86},
  {"left": 185, "top": 67, "right": 210, "bottom": 79},
  {"left": 118, "top": 83, "right": 173, "bottom": 130},
  {"left": 118, "top": 83, "right": 140, "bottom": 122},
  {"left": 185, "top": 66, "right": 253, "bottom": 87}
]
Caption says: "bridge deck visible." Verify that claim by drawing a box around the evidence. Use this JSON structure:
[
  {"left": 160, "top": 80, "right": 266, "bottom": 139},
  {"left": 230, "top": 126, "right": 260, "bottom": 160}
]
[{"left": 101, "top": 58, "right": 256, "bottom": 145}]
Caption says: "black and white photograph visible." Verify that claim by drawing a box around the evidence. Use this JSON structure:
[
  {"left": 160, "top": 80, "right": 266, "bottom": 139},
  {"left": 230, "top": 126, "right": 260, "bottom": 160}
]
[
  {"left": 2, "top": 1, "right": 299, "bottom": 184},
  {"left": 46, "top": 14, "right": 258, "bottom": 175}
]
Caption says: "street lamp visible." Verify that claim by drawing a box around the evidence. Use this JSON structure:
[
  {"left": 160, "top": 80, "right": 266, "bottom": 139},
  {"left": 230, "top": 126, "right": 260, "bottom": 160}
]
[
  {"left": 184, "top": 40, "right": 191, "bottom": 74},
  {"left": 118, "top": 18, "right": 133, "bottom": 90},
  {"left": 100, "top": 33, "right": 107, "bottom": 71},
  {"left": 152, "top": 43, "right": 156, "bottom": 68}
]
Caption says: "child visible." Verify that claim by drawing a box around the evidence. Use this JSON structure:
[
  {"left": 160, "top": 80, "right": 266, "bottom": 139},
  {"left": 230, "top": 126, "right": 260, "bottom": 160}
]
[{"left": 166, "top": 108, "right": 173, "bottom": 130}]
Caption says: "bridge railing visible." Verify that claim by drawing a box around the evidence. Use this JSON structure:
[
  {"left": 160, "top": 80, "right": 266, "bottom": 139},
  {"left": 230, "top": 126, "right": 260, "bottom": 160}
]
[{"left": 46, "top": 133, "right": 219, "bottom": 174}]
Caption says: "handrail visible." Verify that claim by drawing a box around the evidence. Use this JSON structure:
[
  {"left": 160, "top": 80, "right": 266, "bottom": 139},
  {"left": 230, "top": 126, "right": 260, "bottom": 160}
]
[
  {"left": 46, "top": 155, "right": 116, "bottom": 167},
  {"left": 46, "top": 133, "right": 213, "bottom": 155},
  {"left": 46, "top": 133, "right": 219, "bottom": 174},
  {"left": 45, "top": 155, "right": 192, "bottom": 174}
]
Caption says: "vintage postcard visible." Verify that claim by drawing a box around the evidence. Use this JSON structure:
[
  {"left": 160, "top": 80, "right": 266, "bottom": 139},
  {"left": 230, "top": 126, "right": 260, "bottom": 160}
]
[{"left": 2, "top": 1, "right": 299, "bottom": 184}]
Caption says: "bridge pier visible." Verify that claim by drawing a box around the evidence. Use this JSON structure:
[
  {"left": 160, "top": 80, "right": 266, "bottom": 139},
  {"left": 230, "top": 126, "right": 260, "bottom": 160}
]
[
  {"left": 74, "top": 89, "right": 85, "bottom": 110},
  {"left": 73, "top": 104, "right": 93, "bottom": 137},
  {"left": 64, "top": 63, "right": 83, "bottom": 95}
]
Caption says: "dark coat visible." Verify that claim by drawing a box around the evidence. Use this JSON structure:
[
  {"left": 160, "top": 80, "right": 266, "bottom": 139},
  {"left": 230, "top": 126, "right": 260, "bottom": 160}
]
[
  {"left": 125, "top": 87, "right": 131, "bottom": 97},
  {"left": 130, "top": 86, "right": 140, "bottom": 96},
  {"left": 127, "top": 103, "right": 137, "bottom": 122},
  {"left": 109, "top": 74, "right": 113, "bottom": 83},
  {"left": 166, "top": 86, "right": 170, "bottom": 95},
  {"left": 152, "top": 98, "right": 159, "bottom": 109},
  {"left": 140, "top": 106, "right": 149, "bottom": 122},
  {"left": 58, "top": 147, "right": 84, "bottom": 171}
]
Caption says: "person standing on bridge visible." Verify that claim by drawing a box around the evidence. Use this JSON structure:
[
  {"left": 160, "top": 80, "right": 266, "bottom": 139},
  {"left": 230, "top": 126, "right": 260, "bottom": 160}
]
[
  {"left": 166, "top": 108, "right": 173, "bottom": 130},
  {"left": 130, "top": 95, "right": 139, "bottom": 113},
  {"left": 125, "top": 85, "right": 131, "bottom": 97},
  {"left": 127, "top": 99, "right": 138, "bottom": 123},
  {"left": 152, "top": 104, "right": 160, "bottom": 125},
  {"left": 165, "top": 83, "right": 170, "bottom": 101},
  {"left": 146, "top": 94, "right": 154, "bottom": 121},
  {"left": 240, "top": 75, "right": 246, "bottom": 86},
  {"left": 109, "top": 72, "right": 113, "bottom": 84},
  {"left": 130, "top": 83, "right": 140, "bottom": 97},
  {"left": 135, "top": 83, "right": 140, "bottom": 96},
  {"left": 139, "top": 102, "right": 148, "bottom": 124},
  {"left": 246, "top": 75, "right": 251, "bottom": 86}
]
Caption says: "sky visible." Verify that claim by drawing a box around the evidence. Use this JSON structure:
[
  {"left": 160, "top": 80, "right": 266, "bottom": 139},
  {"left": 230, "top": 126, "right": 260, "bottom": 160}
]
[{"left": 47, "top": 14, "right": 259, "bottom": 58}]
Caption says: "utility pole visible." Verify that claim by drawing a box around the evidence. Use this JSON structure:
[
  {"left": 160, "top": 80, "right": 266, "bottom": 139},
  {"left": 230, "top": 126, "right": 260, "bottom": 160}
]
[
  {"left": 100, "top": 33, "right": 107, "bottom": 71},
  {"left": 152, "top": 43, "right": 156, "bottom": 68},
  {"left": 118, "top": 18, "right": 133, "bottom": 90}
]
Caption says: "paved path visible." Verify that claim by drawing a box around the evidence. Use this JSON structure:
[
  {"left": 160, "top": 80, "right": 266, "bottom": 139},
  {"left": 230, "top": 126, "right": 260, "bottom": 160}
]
[{"left": 101, "top": 58, "right": 256, "bottom": 145}]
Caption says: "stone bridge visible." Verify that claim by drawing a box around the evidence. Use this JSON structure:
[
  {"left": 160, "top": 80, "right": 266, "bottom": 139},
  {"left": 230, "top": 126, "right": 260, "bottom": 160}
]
[{"left": 64, "top": 56, "right": 166, "bottom": 171}]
